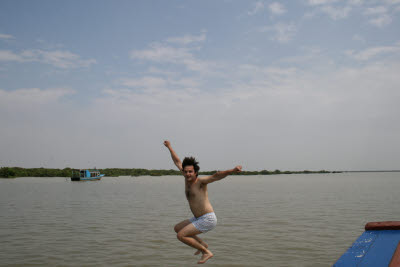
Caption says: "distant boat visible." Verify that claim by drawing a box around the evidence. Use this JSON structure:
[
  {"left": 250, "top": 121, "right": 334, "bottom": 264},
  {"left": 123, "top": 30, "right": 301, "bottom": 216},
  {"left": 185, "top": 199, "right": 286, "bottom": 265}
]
[
  {"left": 71, "top": 169, "right": 104, "bottom": 181},
  {"left": 334, "top": 221, "right": 400, "bottom": 266}
]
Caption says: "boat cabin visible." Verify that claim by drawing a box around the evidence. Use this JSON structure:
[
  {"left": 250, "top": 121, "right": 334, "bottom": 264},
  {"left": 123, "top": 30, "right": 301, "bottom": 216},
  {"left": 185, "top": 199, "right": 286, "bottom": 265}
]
[{"left": 71, "top": 169, "right": 104, "bottom": 181}]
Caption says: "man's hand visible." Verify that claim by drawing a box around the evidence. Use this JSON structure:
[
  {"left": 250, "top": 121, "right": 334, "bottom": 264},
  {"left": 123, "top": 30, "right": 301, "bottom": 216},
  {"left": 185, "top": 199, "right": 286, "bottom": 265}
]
[
  {"left": 234, "top": 166, "right": 242, "bottom": 173},
  {"left": 164, "top": 140, "right": 171, "bottom": 148}
]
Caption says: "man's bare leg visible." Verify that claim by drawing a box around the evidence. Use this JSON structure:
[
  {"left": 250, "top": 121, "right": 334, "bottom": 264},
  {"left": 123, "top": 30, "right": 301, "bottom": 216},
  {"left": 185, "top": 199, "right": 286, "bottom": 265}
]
[
  {"left": 174, "top": 220, "right": 208, "bottom": 255},
  {"left": 192, "top": 233, "right": 208, "bottom": 255},
  {"left": 194, "top": 238, "right": 208, "bottom": 255},
  {"left": 177, "top": 224, "right": 213, "bottom": 264}
]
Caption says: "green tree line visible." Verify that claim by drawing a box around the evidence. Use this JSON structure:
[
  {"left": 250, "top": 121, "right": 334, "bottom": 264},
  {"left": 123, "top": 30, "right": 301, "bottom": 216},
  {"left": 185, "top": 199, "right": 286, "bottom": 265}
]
[{"left": 0, "top": 167, "right": 335, "bottom": 178}]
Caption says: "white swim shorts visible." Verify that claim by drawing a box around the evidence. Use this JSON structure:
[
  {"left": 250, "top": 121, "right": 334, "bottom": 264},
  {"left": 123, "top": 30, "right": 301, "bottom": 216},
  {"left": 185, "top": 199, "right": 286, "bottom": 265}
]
[{"left": 189, "top": 212, "right": 217, "bottom": 233}]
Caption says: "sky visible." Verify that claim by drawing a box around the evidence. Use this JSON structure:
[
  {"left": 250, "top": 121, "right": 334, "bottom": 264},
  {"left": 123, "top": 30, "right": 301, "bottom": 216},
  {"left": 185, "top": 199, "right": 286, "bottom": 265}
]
[{"left": 0, "top": 0, "right": 399, "bottom": 171}]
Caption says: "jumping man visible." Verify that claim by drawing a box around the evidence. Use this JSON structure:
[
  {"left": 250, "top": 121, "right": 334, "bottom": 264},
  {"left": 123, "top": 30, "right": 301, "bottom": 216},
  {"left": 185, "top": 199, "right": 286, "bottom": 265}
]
[{"left": 163, "top": 140, "right": 242, "bottom": 264}]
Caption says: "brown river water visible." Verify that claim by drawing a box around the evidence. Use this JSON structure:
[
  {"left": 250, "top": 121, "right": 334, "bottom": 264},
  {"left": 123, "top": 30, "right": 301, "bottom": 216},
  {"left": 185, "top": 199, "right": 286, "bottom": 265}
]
[{"left": 1, "top": 172, "right": 399, "bottom": 266}]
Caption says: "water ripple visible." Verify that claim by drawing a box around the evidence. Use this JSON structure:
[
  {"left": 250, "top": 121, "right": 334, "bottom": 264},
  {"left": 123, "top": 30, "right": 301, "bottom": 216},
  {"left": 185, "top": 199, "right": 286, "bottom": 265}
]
[{"left": 1, "top": 173, "right": 399, "bottom": 266}]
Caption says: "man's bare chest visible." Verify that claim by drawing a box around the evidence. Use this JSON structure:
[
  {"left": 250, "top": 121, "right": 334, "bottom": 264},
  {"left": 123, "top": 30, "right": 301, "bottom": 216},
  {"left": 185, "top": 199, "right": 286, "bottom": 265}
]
[{"left": 185, "top": 183, "right": 205, "bottom": 200}]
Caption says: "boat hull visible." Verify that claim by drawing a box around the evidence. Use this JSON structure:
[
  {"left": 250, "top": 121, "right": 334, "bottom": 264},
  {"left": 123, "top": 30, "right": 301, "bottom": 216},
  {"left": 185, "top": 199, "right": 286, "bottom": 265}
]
[{"left": 71, "top": 174, "right": 104, "bottom": 181}]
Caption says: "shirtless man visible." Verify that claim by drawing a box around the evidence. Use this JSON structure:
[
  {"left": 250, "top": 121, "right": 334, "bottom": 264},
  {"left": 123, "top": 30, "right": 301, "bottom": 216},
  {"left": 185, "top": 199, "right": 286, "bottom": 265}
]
[{"left": 164, "top": 140, "right": 242, "bottom": 264}]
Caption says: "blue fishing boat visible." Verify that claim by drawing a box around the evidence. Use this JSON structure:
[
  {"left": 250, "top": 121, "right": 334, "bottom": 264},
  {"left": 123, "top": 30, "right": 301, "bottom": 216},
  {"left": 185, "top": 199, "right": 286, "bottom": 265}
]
[
  {"left": 71, "top": 169, "right": 104, "bottom": 181},
  {"left": 334, "top": 221, "right": 400, "bottom": 266}
]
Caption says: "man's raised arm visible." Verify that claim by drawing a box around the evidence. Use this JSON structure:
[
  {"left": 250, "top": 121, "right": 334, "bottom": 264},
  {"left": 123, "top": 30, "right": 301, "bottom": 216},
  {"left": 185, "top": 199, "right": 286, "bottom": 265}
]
[
  {"left": 199, "top": 166, "right": 242, "bottom": 184},
  {"left": 164, "top": 140, "right": 183, "bottom": 172}
]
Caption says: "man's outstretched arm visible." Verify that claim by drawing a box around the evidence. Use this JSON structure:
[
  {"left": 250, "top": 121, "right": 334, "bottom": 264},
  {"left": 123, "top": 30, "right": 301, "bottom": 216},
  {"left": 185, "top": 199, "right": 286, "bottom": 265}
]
[
  {"left": 199, "top": 166, "right": 242, "bottom": 184},
  {"left": 164, "top": 140, "right": 183, "bottom": 172}
]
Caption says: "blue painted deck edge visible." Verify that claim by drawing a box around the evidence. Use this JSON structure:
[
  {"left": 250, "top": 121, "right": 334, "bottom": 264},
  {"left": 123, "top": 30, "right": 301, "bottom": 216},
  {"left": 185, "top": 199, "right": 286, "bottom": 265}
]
[
  {"left": 334, "top": 230, "right": 400, "bottom": 267},
  {"left": 334, "top": 231, "right": 377, "bottom": 266}
]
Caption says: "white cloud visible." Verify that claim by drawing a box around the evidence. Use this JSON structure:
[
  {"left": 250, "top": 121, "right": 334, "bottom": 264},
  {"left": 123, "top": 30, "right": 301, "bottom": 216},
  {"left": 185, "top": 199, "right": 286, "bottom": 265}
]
[
  {"left": 364, "top": 6, "right": 387, "bottom": 15},
  {"left": 269, "top": 2, "right": 286, "bottom": 15},
  {"left": 120, "top": 76, "right": 167, "bottom": 89},
  {"left": 385, "top": 0, "right": 400, "bottom": 4},
  {"left": 147, "top": 67, "right": 179, "bottom": 76},
  {"left": 89, "top": 57, "right": 400, "bottom": 170},
  {"left": 348, "top": 0, "right": 363, "bottom": 6},
  {"left": 307, "top": 1, "right": 398, "bottom": 25},
  {"left": 368, "top": 14, "right": 392, "bottom": 27},
  {"left": 346, "top": 43, "right": 400, "bottom": 60},
  {"left": 248, "top": 1, "right": 265, "bottom": 15},
  {"left": 0, "top": 88, "right": 75, "bottom": 109},
  {"left": 131, "top": 43, "right": 191, "bottom": 63},
  {"left": 0, "top": 33, "right": 14, "bottom": 40},
  {"left": 320, "top": 5, "right": 352, "bottom": 19},
  {"left": 3, "top": 49, "right": 400, "bottom": 170},
  {"left": 237, "top": 64, "right": 297, "bottom": 78},
  {"left": 166, "top": 32, "right": 206, "bottom": 45},
  {"left": 37, "top": 50, "right": 96, "bottom": 68},
  {"left": 130, "top": 43, "right": 213, "bottom": 73},
  {"left": 260, "top": 23, "right": 297, "bottom": 43},
  {"left": 118, "top": 74, "right": 200, "bottom": 94},
  {"left": 307, "top": 0, "right": 338, "bottom": 6},
  {"left": 362, "top": 5, "right": 393, "bottom": 27},
  {"left": 0, "top": 50, "right": 25, "bottom": 62},
  {"left": 0, "top": 49, "right": 96, "bottom": 68},
  {"left": 304, "top": 2, "right": 353, "bottom": 20}
]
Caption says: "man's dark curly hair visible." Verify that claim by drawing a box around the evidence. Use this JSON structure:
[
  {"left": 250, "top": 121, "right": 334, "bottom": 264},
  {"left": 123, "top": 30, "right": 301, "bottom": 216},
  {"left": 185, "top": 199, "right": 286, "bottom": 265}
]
[{"left": 182, "top": 157, "right": 200, "bottom": 176}]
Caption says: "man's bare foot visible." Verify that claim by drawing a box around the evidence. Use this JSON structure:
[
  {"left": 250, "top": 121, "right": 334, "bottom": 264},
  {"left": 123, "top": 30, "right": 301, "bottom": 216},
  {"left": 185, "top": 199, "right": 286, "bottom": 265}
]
[{"left": 198, "top": 251, "right": 213, "bottom": 264}]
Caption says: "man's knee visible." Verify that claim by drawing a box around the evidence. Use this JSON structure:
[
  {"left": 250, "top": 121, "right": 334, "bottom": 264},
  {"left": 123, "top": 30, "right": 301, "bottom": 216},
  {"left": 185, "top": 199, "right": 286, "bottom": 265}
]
[
  {"left": 174, "top": 220, "right": 190, "bottom": 233},
  {"left": 177, "top": 231, "right": 185, "bottom": 241}
]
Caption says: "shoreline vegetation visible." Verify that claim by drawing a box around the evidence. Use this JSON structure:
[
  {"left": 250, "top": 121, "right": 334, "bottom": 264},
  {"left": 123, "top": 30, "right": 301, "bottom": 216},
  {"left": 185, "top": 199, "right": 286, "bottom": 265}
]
[
  {"left": 1, "top": 167, "right": 399, "bottom": 178},
  {"left": 0, "top": 167, "right": 341, "bottom": 178}
]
